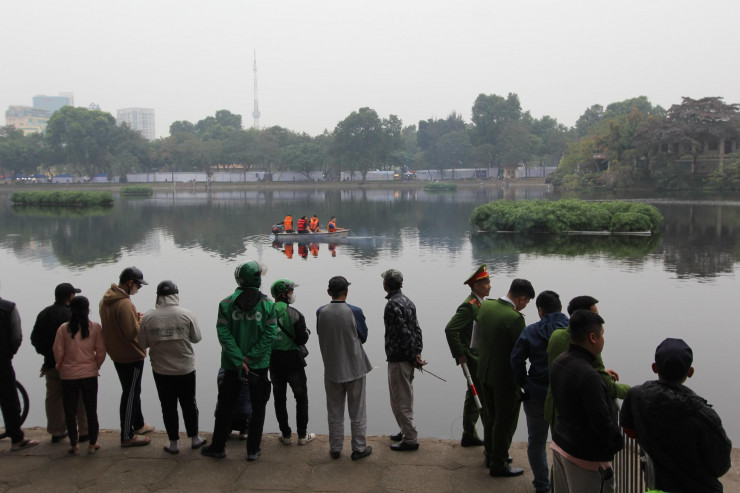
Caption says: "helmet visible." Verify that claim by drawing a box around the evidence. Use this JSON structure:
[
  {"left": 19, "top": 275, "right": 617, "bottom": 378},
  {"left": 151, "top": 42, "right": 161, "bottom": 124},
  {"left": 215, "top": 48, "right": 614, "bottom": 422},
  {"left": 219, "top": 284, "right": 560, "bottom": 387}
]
[
  {"left": 120, "top": 266, "right": 148, "bottom": 285},
  {"left": 234, "top": 261, "right": 268, "bottom": 288},
  {"left": 271, "top": 278, "right": 299, "bottom": 299}
]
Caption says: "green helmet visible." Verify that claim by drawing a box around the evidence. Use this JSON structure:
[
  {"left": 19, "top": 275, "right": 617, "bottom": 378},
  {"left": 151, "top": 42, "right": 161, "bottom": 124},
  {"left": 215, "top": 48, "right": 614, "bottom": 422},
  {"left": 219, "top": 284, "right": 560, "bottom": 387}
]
[
  {"left": 271, "top": 278, "right": 299, "bottom": 299},
  {"left": 234, "top": 261, "right": 267, "bottom": 288}
]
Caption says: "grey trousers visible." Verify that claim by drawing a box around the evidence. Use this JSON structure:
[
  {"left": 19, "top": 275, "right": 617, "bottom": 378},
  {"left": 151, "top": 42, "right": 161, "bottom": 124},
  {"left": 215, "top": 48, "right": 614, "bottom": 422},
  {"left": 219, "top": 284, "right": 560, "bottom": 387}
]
[
  {"left": 552, "top": 448, "right": 614, "bottom": 493},
  {"left": 45, "top": 368, "right": 87, "bottom": 437},
  {"left": 387, "top": 361, "right": 418, "bottom": 444},
  {"left": 324, "top": 376, "right": 368, "bottom": 453}
]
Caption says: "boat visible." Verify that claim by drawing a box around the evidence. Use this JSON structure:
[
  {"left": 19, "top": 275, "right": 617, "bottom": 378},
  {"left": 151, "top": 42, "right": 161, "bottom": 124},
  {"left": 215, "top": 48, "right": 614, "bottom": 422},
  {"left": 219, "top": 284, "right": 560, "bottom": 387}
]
[{"left": 273, "top": 228, "right": 351, "bottom": 242}]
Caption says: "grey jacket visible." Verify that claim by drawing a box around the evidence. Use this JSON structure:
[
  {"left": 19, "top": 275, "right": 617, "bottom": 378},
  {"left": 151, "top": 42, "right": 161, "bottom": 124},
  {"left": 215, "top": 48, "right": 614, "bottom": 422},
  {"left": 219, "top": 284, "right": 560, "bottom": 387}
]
[
  {"left": 316, "top": 301, "right": 372, "bottom": 383},
  {"left": 139, "top": 294, "right": 201, "bottom": 375}
]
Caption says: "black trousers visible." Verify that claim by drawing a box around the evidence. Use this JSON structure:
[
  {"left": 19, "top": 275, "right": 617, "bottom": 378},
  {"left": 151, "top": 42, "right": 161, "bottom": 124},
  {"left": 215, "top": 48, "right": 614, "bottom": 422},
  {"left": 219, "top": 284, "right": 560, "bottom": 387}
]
[
  {"left": 61, "top": 376, "right": 99, "bottom": 446},
  {"left": 153, "top": 371, "right": 199, "bottom": 441},
  {"left": 272, "top": 367, "right": 309, "bottom": 437},
  {"left": 114, "top": 360, "right": 145, "bottom": 441},
  {"left": 211, "top": 368, "right": 271, "bottom": 455},
  {"left": 0, "top": 359, "right": 23, "bottom": 444}
]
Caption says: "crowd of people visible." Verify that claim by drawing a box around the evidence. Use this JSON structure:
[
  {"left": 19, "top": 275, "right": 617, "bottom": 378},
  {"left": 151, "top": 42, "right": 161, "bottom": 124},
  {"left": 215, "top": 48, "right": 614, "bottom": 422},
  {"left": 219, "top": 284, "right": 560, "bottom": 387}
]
[{"left": 0, "top": 262, "right": 733, "bottom": 492}]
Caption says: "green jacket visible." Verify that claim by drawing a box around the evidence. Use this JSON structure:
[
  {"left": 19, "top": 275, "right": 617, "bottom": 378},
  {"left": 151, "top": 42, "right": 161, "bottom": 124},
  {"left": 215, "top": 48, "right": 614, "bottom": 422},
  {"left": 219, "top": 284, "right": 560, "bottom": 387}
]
[
  {"left": 216, "top": 288, "right": 277, "bottom": 374},
  {"left": 544, "top": 326, "right": 630, "bottom": 425},
  {"left": 272, "top": 301, "right": 300, "bottom": 352},
  {"left": 476, "top": 298, "right": 525, "bottom": 387},
  {"left": 444, "top": 293, "right": 481, "bottom": 361}
]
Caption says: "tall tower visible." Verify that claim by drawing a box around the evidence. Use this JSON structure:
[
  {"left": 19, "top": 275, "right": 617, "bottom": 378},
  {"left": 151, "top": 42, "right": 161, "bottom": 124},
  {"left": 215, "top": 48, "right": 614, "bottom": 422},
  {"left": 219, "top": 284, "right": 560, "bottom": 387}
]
[{"left": 252, "top": 50, "right": 261, "bottom": 129}]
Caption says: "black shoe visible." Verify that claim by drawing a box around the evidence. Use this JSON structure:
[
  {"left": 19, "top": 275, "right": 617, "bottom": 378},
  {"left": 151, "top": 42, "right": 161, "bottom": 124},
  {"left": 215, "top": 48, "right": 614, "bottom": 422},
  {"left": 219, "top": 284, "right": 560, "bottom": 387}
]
[
  {"left": 200, "top": 445, "right": 226, "bottom": 459},
  {"left": 507, "top": 456, "right": 513, "bottom": 463},
  {"left": 389, "top": 431, "right": 403, "bottom": 441},
  {"left": 460, "top": 435, "right": 484, "bottom": 447},
  {"left": 490, "top": 465, "right": 524, "bottom": 477},
  {"left": 390, "top": 441, "right": 419, "bottom": 451},
  {"left": 351, "top": 446, "right": 373, "bottom": 461},
  {"left": 485, "top": 457, "right": 490, "bottom": 468},
  {"left": 51, "top": 433, "right": 68, "bottom": 444},
  {"left": 330, "top": 450, "right": 341, "bottom": 459},
  {"left": 78, "top": 435, "right": 89, "bottom": 443}
]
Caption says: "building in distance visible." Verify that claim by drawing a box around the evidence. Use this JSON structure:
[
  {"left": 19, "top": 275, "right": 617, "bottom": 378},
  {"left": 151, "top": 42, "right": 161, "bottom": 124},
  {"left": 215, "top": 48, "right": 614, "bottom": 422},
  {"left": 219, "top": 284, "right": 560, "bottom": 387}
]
[{"left": 116, "top": 107, "right": 155, "bottom": 140}]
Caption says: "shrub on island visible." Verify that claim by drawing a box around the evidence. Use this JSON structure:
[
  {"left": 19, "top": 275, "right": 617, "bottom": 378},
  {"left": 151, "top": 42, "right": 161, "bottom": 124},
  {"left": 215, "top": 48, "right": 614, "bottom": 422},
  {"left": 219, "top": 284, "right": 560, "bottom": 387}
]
[{"left": 10, "top": 191, "right": 114, "bottom": 207}]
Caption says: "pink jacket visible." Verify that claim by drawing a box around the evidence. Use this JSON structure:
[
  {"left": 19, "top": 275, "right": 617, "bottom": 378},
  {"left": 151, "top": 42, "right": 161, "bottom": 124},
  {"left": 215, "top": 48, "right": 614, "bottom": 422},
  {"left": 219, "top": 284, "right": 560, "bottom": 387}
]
[{"left": 53, "top": 321, "right": 107, "bottom": 380}]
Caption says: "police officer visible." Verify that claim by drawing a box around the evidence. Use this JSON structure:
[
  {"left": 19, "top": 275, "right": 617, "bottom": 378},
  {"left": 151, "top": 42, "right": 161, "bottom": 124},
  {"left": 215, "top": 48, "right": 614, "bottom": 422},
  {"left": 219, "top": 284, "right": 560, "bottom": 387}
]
[{"left": 444, "top": 264, "right": 490, "bottom": 447}]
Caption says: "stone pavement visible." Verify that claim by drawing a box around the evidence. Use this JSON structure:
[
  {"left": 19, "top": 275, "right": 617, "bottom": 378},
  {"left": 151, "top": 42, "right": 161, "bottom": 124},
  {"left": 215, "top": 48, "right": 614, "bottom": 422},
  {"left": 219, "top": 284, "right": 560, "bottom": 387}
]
[{"left": 1, "top": 428, "right": 738, "bottom": 492}]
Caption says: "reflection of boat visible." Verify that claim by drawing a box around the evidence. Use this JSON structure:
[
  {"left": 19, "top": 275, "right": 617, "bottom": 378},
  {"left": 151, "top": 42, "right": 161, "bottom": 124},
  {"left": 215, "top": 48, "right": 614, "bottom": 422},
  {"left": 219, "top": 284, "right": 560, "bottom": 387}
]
[{"left": 273, "top": 228, "right": 351, "bottom": 242}]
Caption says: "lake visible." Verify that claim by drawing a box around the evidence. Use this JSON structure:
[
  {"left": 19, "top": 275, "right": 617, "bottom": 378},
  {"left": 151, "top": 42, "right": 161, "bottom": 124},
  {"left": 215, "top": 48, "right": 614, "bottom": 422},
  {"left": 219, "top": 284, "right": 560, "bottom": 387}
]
[{"left": 1, "top": 185, "right": 738, "bottom": 444}]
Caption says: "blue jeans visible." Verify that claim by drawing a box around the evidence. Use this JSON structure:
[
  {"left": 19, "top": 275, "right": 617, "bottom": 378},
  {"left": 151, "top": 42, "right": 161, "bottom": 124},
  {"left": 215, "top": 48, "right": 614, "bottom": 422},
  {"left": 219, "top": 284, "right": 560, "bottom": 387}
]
[{"left": 523, "top": 398, "right": 550, "bottom": 491}]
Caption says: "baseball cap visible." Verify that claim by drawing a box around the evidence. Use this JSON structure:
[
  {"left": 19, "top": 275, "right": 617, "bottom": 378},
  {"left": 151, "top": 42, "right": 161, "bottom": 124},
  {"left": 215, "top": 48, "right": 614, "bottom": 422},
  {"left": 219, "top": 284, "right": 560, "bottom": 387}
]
[
  {"left": 655, "top": 338, "right": 693, "bottom": 381},
  {"left": 55, "top": 283, "right": 81, "bottom": 300},
  {"left": 328, "top": 276, "right": 351, "bottom": 294},
  {"left": 156, "top": 280, "right": 179, "bottom": 296}
]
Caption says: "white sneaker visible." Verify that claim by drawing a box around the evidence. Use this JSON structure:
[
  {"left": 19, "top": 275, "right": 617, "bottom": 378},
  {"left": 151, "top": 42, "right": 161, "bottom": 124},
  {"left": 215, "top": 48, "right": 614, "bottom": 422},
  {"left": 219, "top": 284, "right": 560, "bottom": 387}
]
[
  {"left": 297, "top": 432, "right": 316, "bottom": 445},
  {"left": 279, "top": 434, "right": 292, "bottom": 445}
]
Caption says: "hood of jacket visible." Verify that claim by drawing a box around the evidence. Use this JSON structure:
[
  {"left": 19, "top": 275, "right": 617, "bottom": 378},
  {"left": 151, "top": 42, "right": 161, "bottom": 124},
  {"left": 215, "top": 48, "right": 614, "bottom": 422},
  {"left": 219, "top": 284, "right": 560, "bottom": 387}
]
[
  {"left": 633, "top": 380, "right": 706, "bottom": 422},
  {"left": 155, "top": 293, "right": 180, "bottom": 308},
  {"left": 535, "top": 312, "right": 569, "bottom": 341},
  {"left": 101, "top": 284, "right": 129, "bottom": 306},
  {"left": 234, "top": 287, "right": 266, "bottom": 311}
]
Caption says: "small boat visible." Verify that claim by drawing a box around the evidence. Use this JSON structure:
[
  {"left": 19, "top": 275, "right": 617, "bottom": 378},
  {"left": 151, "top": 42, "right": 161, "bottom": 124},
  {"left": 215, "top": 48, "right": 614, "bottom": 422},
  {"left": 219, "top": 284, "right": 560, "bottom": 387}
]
[{"left": 273, "top": 228, "right": 351, "bottom": 242}]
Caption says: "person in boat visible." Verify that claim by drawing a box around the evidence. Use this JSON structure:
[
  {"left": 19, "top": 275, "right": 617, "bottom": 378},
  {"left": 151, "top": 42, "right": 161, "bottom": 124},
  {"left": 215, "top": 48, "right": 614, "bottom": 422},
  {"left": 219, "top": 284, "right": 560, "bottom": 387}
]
[
  {"left": 283, "top": 215, "right": 294, "bottom": 233},
  {"left": 309, "top": 215, "right": 320, "bottom": 232},
  {"left": 327, "top": 217, "right": 337, "bottom": 232},
  {"left": 297, "top": 216, "right": 308, "bottom": 234}
]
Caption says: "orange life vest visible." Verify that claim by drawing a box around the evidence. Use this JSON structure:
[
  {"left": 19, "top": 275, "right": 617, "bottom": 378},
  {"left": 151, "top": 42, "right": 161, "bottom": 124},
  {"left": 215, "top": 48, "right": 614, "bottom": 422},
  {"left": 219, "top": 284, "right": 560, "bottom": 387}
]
[
  {"left": 309, "top": 217, "right": 319, "bottom": 231},
  {"left": 284, "top": 215, "right": 293, "bottom": 231},
  {"left": 328, "top": 219, "right": 336, "bottom": 232}
]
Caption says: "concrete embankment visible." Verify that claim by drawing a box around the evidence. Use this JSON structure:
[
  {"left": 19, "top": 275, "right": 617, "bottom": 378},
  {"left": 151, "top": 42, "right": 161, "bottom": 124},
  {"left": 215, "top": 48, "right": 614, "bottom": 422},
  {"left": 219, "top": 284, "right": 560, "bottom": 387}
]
[{"left": 1, "top": 428, "right": 739, "bottom": 492}]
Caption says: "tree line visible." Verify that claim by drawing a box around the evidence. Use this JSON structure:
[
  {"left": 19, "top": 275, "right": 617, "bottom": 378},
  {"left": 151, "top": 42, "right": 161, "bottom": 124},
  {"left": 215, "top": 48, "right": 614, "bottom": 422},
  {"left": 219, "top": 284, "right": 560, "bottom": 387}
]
[{"left": 1, "top": 94, "right": 738, "bottom": 189}]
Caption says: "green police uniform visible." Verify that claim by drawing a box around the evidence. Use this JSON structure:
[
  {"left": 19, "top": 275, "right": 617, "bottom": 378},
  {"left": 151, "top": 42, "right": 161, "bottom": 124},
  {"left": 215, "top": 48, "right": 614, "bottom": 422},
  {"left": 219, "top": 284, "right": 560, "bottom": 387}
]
[
  {"left": 476, "top": 297, "right": 526, "bottom": 472},
  {"left": 444, "top": 293, "right": 486, "bottom": 442},
  {"left": 544, "top": 326, "right": 630, "bottom": 427}
]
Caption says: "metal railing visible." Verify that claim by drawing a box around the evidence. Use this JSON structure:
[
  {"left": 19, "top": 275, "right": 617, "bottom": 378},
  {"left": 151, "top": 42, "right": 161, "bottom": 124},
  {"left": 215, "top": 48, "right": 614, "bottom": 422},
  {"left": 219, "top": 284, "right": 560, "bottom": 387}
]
[{"left": 614, "top": 434, "right": 648, "bottom": 492}]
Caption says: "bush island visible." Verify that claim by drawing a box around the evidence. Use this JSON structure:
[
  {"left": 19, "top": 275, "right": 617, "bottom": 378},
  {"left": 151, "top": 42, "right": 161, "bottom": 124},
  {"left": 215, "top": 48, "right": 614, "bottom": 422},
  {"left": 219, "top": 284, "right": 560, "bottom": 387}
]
[
  {"left": 120, "top": 185, "right": 153, "bottom": 195},
  {"left": 470, "top": 199, "right": 662, "bottom": 233},
  {"left": 423, "top": 182, "right": 457, "bottom": 191},
  {"left": 10, "top": 191, "right": 114, "bottom": 207}
]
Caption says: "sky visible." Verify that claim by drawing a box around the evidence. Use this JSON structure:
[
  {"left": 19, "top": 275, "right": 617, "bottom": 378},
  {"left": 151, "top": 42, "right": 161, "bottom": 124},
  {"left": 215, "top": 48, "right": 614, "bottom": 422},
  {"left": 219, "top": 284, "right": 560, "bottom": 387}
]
[{"left": 2, "top": 0, "right": 739, "bottom": 139}]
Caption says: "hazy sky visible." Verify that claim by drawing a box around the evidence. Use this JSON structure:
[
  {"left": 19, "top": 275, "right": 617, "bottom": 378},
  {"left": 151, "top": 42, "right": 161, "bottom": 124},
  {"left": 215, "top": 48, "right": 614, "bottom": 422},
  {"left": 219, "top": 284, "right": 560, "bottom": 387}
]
[{"left": 3, "top": 0, "right": 739, "bottom": 139}]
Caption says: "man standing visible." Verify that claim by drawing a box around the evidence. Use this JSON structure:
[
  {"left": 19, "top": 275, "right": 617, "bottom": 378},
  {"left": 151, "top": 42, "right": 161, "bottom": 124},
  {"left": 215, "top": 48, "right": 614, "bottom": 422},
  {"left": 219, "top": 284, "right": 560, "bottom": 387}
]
[
  {"left": 316, "top": 276, "right": 373, "bottom": 460},
  {"left": 476, "top": 278, "right": 535, "bottom": 477},
  {"left": 139, "top": 280, "right": 207, "bottom": 455},
  {"left": 382, "top": 269, "right": 425, "bottom": 452},
  {"left": 620, "top": 338, "right": 731, "bottom": 492},
  {"left": 545, "top": 296, "right": 629, "bottom": 427},
  {"left": 202, "top": 261, "right": 277, "bottom": 461},
  {"left": 270, "top": 278, "right": 314, "bottom": 446},
  {"left": 444, "top": 264, "right": 489, "bottom": 447},
  {"left": 99, "top": 266, "right": 154, "bottom": 447},
  {"left": 0, "top": 283, "right": 39, "bottom": 451},
  {"left": 31, "top": 282, "right": 88, "bottom": 444},
  {"left": 510, "top": 290, "right": 569, "bottom": 493},
  {"left": 550, "top": 310, "right": 623, "bottom": 493}
]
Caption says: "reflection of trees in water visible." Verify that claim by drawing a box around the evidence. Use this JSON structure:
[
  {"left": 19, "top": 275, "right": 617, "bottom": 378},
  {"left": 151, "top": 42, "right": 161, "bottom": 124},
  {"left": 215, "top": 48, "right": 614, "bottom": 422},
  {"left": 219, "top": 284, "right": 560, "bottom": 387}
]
[
  {"left": 2, "top": 191, "right": 739, "bottom": 278},
  {"left": 470, "top": 233, "right": 662, "bottom": 272},
  {"left": 660, "top": 204, "right": 740, "bottom": 278}
]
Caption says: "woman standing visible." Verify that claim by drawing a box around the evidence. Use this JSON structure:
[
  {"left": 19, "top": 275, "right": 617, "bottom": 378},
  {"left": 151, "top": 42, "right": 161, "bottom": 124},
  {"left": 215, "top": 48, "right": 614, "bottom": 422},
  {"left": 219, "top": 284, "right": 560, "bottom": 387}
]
[{"left": 53, "top": 296, "right": 106, "bottom": 455}]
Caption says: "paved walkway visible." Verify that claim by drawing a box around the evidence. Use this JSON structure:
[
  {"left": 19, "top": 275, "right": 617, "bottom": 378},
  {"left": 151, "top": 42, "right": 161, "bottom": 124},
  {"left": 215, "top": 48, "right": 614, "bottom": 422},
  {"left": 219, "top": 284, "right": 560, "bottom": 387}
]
[{"left": 1, "top": 428, "right": 738, "bottom": 492}]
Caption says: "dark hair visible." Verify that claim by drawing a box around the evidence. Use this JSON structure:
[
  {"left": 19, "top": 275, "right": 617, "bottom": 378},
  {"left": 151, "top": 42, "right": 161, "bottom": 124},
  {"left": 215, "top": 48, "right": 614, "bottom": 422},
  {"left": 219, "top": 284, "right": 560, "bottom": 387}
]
[
  {"left": 569, "top": 309, "right": 604, "bottom": 344},
  {"left": 68, "top": 296, "right": 91, "bottom": 340},
  {"left": 509, "top": 279, "right": 535, "bottom": 299},
  {"left": 536, "top": 290, "right": 561, "bottom": 314},
  {"left": 567, "top": 295, "right": 599, "bottom": 315}
]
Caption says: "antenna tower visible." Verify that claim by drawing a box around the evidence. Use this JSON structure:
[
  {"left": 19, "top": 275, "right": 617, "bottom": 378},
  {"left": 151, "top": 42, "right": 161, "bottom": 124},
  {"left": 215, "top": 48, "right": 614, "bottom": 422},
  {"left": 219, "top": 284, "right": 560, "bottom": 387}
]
[{"left": 252, "top": 50, "right": 261, "bottom": 129}]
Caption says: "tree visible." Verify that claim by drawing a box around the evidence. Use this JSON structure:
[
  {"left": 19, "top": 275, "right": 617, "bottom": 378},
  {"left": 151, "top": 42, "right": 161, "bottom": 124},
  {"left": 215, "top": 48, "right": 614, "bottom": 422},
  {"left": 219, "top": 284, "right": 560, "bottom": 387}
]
[
  {"left": 45, "top": 106, "right": 121, "bottom": 178},
  {"left": 0, "top": 128, "right": 44, "bottom": 179},
  {"left": 575, "top": 104, "right": 604, "bottom": 137},
  {"left": 471, "top": 93, "right": 523, "bottom": 165},
  {"left": 332, "top": 107, "right": 399, "bottom": 181}
]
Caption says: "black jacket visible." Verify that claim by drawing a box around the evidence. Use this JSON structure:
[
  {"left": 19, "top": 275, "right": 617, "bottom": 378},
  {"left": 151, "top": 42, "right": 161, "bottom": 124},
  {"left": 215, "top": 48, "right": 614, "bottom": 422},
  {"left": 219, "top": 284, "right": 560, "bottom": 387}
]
[
  {"left": 31, "top": 301, "right": 71, "bottom": 368},
  {"left": 551, "top": 344, "right": 623, "bottom": 461},
  {"left": 620, "top": 380, "right": 732, "bottom": 493}
]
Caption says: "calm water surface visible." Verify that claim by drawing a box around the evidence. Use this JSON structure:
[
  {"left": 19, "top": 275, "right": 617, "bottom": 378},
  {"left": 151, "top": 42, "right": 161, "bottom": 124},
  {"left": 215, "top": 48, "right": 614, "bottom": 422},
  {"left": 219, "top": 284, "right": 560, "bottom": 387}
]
[{"left": 1, "top": 186, "right": 738, "bottom": 443}]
